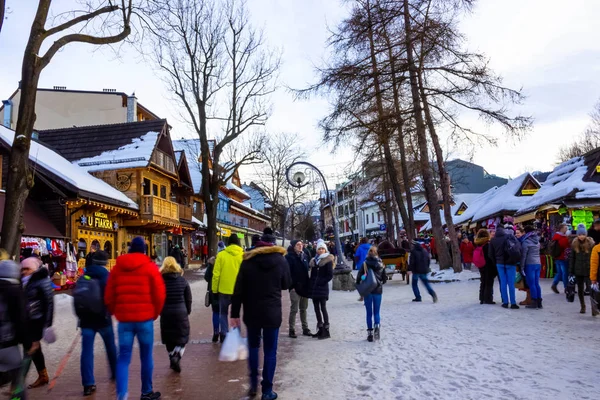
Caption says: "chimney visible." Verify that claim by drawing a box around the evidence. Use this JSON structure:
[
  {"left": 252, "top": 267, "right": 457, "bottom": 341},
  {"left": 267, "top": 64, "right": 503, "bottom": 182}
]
[
  {"left": 2, "top": 100, "right": 13, "bottom": 128},
  {"left": 127, "top": 93, "right": 137, "bottom": 122}
]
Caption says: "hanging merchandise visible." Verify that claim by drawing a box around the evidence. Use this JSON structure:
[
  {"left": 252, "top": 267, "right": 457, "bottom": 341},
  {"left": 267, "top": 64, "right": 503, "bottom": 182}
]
[{"left": 65, "top": 242, "right": 78, "bottom": 278}]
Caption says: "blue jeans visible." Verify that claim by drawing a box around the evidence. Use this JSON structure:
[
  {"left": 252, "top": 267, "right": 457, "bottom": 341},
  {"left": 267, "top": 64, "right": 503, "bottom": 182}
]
[
  {"left": 81, "top": 325, "right": 117, "bottom": 387},
  {"left": 247, "top": 327, "right": 279, "bottom": 395},
  {"left": 219, "top": 294, "right": 232, "bottom": 335},
  {"left": 364, "top": 294, "right": 382, "bottom": 330},
  {"left": 496, "top": 264, "right": 517, "bottom": 305},
  {"left": 116, "top": 320, "right": 155, "bottom": 399},
  {"left": 552, "top": 259, "right": 568, "bottom": 289},
  {"left": 412, "top": 274, "right": 436, "bottom": 300},
  {"left": 524, "top": 264, "right": 542, "bottom": 300}
]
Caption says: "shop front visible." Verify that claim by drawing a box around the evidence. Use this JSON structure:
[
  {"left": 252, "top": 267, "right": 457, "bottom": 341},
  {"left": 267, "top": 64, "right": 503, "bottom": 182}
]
[{"left": 218, "top": 225, "right": 248, "bottom": 248}]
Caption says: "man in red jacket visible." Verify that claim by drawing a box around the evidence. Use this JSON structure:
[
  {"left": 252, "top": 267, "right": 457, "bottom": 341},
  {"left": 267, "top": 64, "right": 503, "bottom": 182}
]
[
  {"left": 551, "top": 223, "right": 570, "bottom": 294},
  {"left": 105, "top": 237, "right": 166, "bottom": 400}
]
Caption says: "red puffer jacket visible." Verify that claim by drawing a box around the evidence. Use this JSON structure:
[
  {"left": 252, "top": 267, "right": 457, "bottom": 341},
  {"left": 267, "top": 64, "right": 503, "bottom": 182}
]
[
  {"left": 552, "top": 233, "right": 570, "bottom": 261},
  {"left": 105, "top": 253, "right": 166, "bottom": 322}
]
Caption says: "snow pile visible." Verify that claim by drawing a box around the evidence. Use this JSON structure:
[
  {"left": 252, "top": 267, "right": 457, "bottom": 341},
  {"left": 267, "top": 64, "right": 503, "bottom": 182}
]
[
  {"left": 428, "top": 267, "right": 481, "bottom": 282},
  {"left": 76, "top": 131, "right": 159, "bottom": 172},
  {"left": 518, "top": 156, "right": 600, "bottom": 213},
  {"left": 0, "top": 126, "right": 138, "bottom": 209}
]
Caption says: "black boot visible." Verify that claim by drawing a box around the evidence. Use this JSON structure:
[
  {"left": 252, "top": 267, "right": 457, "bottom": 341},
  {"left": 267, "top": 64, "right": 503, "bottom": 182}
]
[
  {"left": 169, "top": 352, "right": 181, "bottom": 373},
  {"left": 319, "top": 324, "right": 331, "bottom": 340},
  {"left": 212, "top": 332, "right": 219, "bottom": 343},
  {"left": 537, "top": 298, "right": 543, "bottom": 309},
  {"left": 367, "top": 329, "right": 374, "bottom": 342},
  {"left": 289, "top": 330, "right": 297, "bottom": 339},
  {"left": 302, "top": 328, "right": 313, "bottom": 337},
  {"left": 312, "top": 325, "right": 323, "bottom": 338},
  {"left": 219, "top": 333, "right": 226, "bottom": 343},
  {"left": 374, "top": 324, "right": 380, "bottom": 340}
]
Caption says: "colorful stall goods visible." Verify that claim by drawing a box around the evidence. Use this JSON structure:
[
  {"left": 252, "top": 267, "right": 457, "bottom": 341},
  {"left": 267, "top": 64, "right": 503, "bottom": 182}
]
[
  {"left": 20, "top": 237, "right": 66, "bottom": 257},
  {"left": 65, "top": 244, "right": 78, "bottom": 279},
  {"left": 572, "top": 209, "right": 595, "bottom": 230},
  {"left": 51, "top": 271, "right": 76, "bottom": 291},
  {"left": 540, "top": 255, "right": 555, "bottom": 279}
]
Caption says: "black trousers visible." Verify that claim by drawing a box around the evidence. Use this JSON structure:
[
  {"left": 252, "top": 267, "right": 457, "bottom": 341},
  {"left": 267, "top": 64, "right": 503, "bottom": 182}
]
[
  {"left": 24, "top": 342, "right": 46, "bottom": 373},
  {"left": 479, "top": 264, "right": 498, "bottom": 303},
  {"left": 312, "top": 298, "right": 329, "bottom": 326},
  {"left": 575, "top": 276, "right": 591, "bottom": 307}
]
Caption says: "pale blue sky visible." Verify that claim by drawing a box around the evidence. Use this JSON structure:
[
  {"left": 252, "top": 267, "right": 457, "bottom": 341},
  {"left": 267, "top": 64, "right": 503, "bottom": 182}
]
[{"left": 1, "top": 0, "right": 600, "bottom": 185}]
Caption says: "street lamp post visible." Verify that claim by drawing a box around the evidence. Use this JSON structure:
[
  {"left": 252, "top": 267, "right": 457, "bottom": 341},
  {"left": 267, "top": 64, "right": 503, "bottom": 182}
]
[{"left": 285, "top": 161, "right": 347, "bottom": 269}]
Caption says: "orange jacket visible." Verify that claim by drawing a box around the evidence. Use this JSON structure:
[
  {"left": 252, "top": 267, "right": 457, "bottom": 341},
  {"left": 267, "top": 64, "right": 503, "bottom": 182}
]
[{"left": 591, "top": 243, "right": 600, "bottom": 281}]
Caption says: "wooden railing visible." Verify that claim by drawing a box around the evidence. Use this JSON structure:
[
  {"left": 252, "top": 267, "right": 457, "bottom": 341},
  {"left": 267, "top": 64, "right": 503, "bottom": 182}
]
[
  {"left": 179, "top": 203, "right": 192, "bottom": 221},
  {"left": 141, "top": 195, "right": 179, "bottom": 220}
]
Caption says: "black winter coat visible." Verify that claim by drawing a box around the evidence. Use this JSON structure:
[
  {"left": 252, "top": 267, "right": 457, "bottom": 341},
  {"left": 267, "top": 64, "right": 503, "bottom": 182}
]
[
  {"left": 408, "top": 245, "right": 430, "bottom": 274},
  {"left": 79, "top": 263, "right": 112, "bottom": 330},
  {"left": 308, "top": 254, "right": 334, "bottom": 300},
  {"left": 285, "top": 248, "right": 310, "bottom": 298},
  {"left": 488, "top": 227, "right": 521, "bottom": 266},
  {"left": 0, "top": 280, "right": 26, "bottom": 349},
  {"left": 23, "top": 268, "right": 54, "bottom": 343},
  {"left": 356, "top": 256, "right": 388, "bottom": 295},
  {"left": 203, "top": 256, "right": 219, "bottom": 309},
  {"left": 587, "top": 228, "right": 600, "bottom": 246},
  {"left": 160, "top": 273, "right": 192, "bottom": 345},
  {"left": 231, "top": 245, "right": 291, "bottom": 329},
  {"left": 170, "top": 248, "right": 184, "bottom": 267}
]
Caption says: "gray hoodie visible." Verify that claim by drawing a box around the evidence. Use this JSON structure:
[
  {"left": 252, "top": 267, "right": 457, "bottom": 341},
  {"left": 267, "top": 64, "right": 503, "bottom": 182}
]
[{"left": 520, "top": 232, "right": 541, "bottom": 267}]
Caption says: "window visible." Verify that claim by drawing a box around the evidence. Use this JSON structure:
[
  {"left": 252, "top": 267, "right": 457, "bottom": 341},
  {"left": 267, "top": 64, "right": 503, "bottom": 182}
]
[
  {"left": 143, "top": 178, "right": 151, "bottom": 195},
  {"left": 371, "top": 213, "right": 374, "bottom": 223},
  {"left": 152, "top": 184, "right": 158, "bottom": 197},
  {"left": 378, "top": 212, "right": 381, "bottom": 222},
  {"left": 366, "top": 214, "right": 369, "bottom": 224},
  {"left": 160, "top": 185, "right": 167, "bottom": 199}
]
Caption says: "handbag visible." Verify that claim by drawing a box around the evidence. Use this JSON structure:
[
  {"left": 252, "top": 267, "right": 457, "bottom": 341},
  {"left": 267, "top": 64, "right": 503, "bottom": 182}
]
[
  {"left": 204, "top": 290, "right": 211, "bottom": 308},
  {"left": 356, "top": 263, "right": 378, "bottom": 297}
]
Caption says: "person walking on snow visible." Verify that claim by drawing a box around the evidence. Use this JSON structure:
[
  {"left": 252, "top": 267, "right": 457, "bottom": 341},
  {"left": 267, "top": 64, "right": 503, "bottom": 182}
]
[
  {"left": 20, "top": 257, "right": 54, "bottom": 390},
  {"left": 309, "top": 241, "right": 334, "bottom": 339},
  {"left": 409, "top": 240, "right": 438, "bottom": 303},
  {"left": 551, "top": 223, "right": 570, "bottom": 294},
  {"left": 475, "top": 229, "right": 497, "bottom": 305},
  {"left": 75, "top": 251, "right": 117, "bottom": 397},
  {"left": 459, "top": 237, "right": 474, "bottom": 270},
  {"left": 569, "top": 224, "right": 594, "bottom": 314},
  {"left": 230, "top": 227, "right": 291, "bottom": 400},
  {"left": 489, "top": 223, "right": 522, "bottom": 309},
  {"left": 356, "top": 246, "right": 388, "bottom": 342},
  {"left": 285, "top": 240, "right": 312, "bottom": 338},
  {"left": 212, "top": 235, "right": 244, "bottom": 343},
  {"left": 105, "top": 236, "right": 166, "bottom": 400},
  {"left": 159, "top": 257, "right": 192, "bottom": 373},
  {"left": 520, "top": 225, "right": 543, "bottom": 309}
]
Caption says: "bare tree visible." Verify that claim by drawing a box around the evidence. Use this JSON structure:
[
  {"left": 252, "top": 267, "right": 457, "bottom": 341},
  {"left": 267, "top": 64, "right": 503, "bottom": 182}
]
[
  {"left": 142, "top": 0, "right": 279, "bottom": 256},
  {"left": 0, "top": 0, "right": 5, "bottom": 34},
  {"left": 253, "top": 133, "right": 307, "bottom": 231},
  {"left": 557, "top": 99, "right": 600, "bottom": 162},
  {"left": 1, "top": 0, "right": 134, "bottom": 257}
]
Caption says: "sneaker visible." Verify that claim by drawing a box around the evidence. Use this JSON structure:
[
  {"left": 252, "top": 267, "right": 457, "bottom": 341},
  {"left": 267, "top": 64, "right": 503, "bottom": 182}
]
[
  {"left": 412, "top": 298, "right": 422, "bottom": 302},
  {"left": 261, "top": 392, "right": 278, "bottom": 400},
  {"left": 289, "top": 330, "right": 297, "bottom": 339},
  {"left": 501, "top": 303, "right": 509, "bottom": 309},
  {"left": 212, "top": 333, "right": 219, "bottom": 343},
  {"left": 510, "top": 304, "right": 520, "bottom": 310},
  {"left": 83, "top": 385, "right": 96, "bottom": 396},
  {"left": 140, "top": 392, "right": 161, "bottom": 400}
]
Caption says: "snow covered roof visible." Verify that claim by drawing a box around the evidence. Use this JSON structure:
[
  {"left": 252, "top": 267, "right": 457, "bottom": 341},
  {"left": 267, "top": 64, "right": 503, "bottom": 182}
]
[
  {"left": 517, "top": 156, "right": 600, "bottom": 214},
  {"left": 453, "top": 186, "right": 500, "bottom": 225},
  {"left": 225, "top": 179, "right": 250, "bottom": 199},
  {"left": 173, "top": 139, "right": 203, "bottom": 193},
  {"left": 76, "top": 131, "right": 160, "bottom": 172},
  {"left": 192, "top": 216, "right": 206, "bottom": 228},
  {"left": 0, "top": 126, "right": 138, "bottom": 209},
  {"left": 419, "top": 202, "right": 464, "bottom": 232}
]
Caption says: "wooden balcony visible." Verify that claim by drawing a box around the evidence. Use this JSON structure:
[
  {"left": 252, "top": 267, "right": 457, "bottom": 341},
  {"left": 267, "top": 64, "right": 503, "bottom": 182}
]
[
  {"left": 141, "top": 195, "right": 179, "bottom": 222},
  {"left": 179, "top": 203, "right": 192, "bottom": 221}
]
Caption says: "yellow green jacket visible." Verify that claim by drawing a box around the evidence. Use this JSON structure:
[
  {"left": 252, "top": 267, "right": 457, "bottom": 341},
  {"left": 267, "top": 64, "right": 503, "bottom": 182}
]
[{"left": 212, "top": 244, "right": 244, "bottom": 295}]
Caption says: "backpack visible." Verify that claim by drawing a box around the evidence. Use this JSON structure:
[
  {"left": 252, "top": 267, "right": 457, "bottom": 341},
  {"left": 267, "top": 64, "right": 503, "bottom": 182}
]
[
  {"left": 503, "top": 235, "right": 521, "bottom": 265},
  {"left": 473, "top": 246, "right": 486, "bottom": 268},
  {"left": 549, "top": 240, "right": 562, "bottom": 259},
  {"left": 73, "top": 275, "right": 104, "bottom": 317}
]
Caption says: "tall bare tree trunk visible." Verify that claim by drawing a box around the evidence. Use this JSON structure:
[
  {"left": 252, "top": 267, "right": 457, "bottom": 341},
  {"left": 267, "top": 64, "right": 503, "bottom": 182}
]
[
  {"left": 418, "top": 73, "right": 462, "bottom": 272},
  {"left": 402, "top": 0, "right": 451, "bottom": 268},
  {"left": 0, "top": 0, "right": 5, "bottom": 34}
]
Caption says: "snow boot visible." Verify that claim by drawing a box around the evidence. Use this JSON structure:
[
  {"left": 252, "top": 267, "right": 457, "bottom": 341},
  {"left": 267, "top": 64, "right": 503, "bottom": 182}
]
[
  {"left": 219, "top": 333, "right": 226, "bottom": 344},
  {"left": 537, "top": 298, "right": 543, "bottom": 309},
  {"left": 169, "top": 352, "right": 181, "bottom": 373},
  {"left": 28, "top": 369, "right": 49, "bottom": 389},
  {"left": 302, "top": 328, "right": 313, "bottom": 337},
  {"left": 312, "top": 325, "right": 323, "bottom": 339},
  {"left": 374, "top": 324, "right": 380, "bottom": 341},
  {"left": 212, "top": 332, "right": 219, "bottom": 343},
  {"left": 289, "top": 330, "right": 297, "bottom": 339},
  {"left": 367, "top": 329, "right": 374, "bottom": 342},
  {"left": 319, "top": 325, "right": 331, "bottom": 340},
  {"left": 526, "top": 299, "right": 538, "bottom": 309}
]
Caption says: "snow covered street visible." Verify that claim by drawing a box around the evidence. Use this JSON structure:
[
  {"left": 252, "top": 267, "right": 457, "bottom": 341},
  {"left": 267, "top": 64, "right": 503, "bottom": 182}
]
[{"left": 277, "top": 275, "right": 600, "bottom": 400}]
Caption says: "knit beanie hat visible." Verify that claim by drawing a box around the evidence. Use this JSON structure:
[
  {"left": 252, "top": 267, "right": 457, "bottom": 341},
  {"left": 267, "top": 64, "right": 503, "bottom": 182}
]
[
  {"left": 576, "top": 223, "right": 587, "bottom": 236},
  {"left": 251, "top": 234, "right": 261, "bottom": 247},
  {"left": 91, "top": 250, "right": 109, "bottom": 266},
  {"left": 290, "top": 240, "right": 301, "bottom": 249},
  {"left": 316, "top": 240, "right": 328, "bottom": 251},
  {"left": 129, "top": 237, "right": 146, "bottom": 254},
  {"left": 228, "top": 235, "right": 240, "bottom": 246},
  {"left": 217, "top": 241, "right": 226, "bottom": 252},
  {"left": 261, "top": 227, "right": 276, "bottom": 244}
]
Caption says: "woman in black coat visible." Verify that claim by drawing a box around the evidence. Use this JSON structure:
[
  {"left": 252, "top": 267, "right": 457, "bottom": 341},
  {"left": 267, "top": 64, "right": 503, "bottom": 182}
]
[
  {"left": 475, "top": 229, "right": 497, "bottom": 305},
  {"left": 308, "top": 242, "right": 334, "bottom": 340},
  {"left": 160, "top": 257, "right": 192, "bottom": 373},
  {"left": 21, "top": 257, "right": 54, "bottom": 389}
]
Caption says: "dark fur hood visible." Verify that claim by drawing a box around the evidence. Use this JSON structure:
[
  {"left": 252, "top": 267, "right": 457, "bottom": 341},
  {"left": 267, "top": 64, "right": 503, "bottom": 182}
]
[{"left": 309, "top": 254, "right": 335, "bottom": 267}]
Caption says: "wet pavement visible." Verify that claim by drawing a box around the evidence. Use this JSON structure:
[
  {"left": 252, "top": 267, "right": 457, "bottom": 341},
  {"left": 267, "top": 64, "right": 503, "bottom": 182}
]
[{"left": 21, "top": 277, "right": 296, "bottom": 400}]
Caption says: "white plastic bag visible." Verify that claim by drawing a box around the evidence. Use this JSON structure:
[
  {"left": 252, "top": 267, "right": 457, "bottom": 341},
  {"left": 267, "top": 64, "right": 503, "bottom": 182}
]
[{"left": 219, "top": 328, "right": 246, "bottom": 362}]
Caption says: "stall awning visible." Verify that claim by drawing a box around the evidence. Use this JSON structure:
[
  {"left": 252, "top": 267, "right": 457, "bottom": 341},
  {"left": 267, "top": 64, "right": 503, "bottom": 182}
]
[
  {"left": 0, "top": 194, "right": 63, "bottom": 238},
  {"left": 514, "top": 211, "right": 537, "bottom": 224}
]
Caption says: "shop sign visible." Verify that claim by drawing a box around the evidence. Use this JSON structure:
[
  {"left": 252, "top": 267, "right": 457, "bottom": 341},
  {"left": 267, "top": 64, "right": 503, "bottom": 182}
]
[
  {"left": 220, "top": 228, "right": 232, "bottom": 237},
  {"left": 79, "top": 212, "right": 117, "bottom": 230},
  {"left": 521, "top": 189, "right": 539, "bottom": 195},
  {"left": 596, "top": 165, "right": 600, "bottom": 173}
]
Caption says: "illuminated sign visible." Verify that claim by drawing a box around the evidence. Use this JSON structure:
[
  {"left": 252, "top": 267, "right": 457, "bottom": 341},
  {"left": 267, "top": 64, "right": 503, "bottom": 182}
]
[
  {"left": 220, "top": 228, "right": 231, "bottom": 237},
  {"left": 80, "top": 212, "right": 116, "bottom": 230},
  {"left": 521, "top": 189, "right": 539, "bottom": 195}
]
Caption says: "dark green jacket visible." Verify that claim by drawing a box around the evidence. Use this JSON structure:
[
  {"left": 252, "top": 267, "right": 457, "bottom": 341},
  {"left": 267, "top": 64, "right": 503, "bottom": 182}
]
[{"left": 569, "top": 238, "right": 594, "bottom": 277}]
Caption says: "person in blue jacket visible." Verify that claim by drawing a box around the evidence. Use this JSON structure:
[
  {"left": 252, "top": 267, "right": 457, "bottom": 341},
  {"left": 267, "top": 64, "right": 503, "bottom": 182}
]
[{"left": 354, "top": 237, "right": 372, "bottom": 271}]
